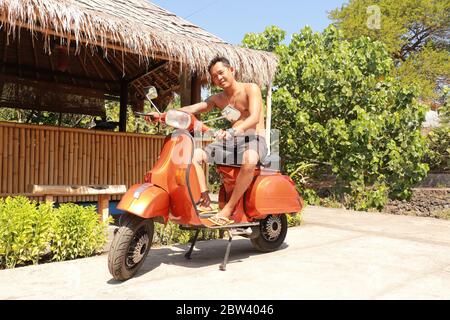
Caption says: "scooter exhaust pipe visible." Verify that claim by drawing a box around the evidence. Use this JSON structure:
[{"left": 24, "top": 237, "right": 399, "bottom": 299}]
[{"left": 230, "top": 226, "right": 260, "bottom": 239}]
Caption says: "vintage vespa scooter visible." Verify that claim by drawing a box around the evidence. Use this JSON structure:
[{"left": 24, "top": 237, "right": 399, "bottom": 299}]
[{"left": 108, "top": 87, "right": 303, "bottom": 281}]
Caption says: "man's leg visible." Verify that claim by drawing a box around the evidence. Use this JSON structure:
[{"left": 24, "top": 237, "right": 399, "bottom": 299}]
[
  {"left": 193, "top": 148, "right": 208, "bottom": 192},
  {"left": 216, "top": 149, "right": 259, "bottom": 219},
  {"left": 192, "top": 148, "right": 211, "bottom": 209}
]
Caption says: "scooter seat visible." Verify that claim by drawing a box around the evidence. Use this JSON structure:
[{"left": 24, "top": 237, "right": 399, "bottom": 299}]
[
  {"left": 259, "top": 154, "right": 280, "bottom": 170},
  {"left": 259, "top": 156, "right": 272, "bottom": 168},
  {"left": 216, "top": 154, "right": 280, "bottom": 171}
]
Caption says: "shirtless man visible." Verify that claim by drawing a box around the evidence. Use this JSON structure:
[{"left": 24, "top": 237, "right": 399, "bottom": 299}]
[{"left": 150, "top": 57, "right": 267, "bottom": 225}]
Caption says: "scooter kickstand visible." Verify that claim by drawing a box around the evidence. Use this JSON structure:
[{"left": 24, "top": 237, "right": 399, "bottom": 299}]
[
  {"left": 219, "top": 230, "right": 233, "bottom": 271},
  {"left": 185, "top": 229, "right": 200, "bottom": 260}
]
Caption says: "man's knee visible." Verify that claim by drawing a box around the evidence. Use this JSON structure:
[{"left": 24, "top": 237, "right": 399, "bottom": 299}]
[
  {"left": 243, "top": 149, "right": 259, "bottom": 167},
  {"left": 241, "top": 163, "right": 257, "bottom": 174}
]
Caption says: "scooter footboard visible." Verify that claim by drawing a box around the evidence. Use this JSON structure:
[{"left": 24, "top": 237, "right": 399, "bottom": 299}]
[{"left": 117, "top": 183, "right": 169, "bottom": 220}]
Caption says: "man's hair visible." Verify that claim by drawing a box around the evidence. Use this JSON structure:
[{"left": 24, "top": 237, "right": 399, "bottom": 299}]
[{"left": 208, "top": 56, "right": 231, "bottom": 73}]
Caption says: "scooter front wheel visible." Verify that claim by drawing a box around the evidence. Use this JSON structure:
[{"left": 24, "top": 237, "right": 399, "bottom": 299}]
[
  {"left": 251, "top": 214, "right": 288, "bottom": 252},
  {"left": 108, "top": 213, "right": 154, "bottom": 281}
]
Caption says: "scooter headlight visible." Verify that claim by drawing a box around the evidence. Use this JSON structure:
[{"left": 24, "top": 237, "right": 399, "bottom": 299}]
[{"left": 165, "top": 110, "right": 192, "bottom": 130}]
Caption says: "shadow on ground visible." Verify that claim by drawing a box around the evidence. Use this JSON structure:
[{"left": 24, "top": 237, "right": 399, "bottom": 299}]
[{"left": 107, "top": 238, "right": 288, "bottom": 284}]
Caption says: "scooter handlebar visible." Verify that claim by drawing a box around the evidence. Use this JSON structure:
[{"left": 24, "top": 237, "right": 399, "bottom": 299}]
[
  {"left": 135, "top": 112, "right": 166, "bottom": 123},
  {"left": 190, "top": 114, "right": 211, "bottom": 133},
  {"left": 135, "top": 111, "right": 212, "bottom": 134}
]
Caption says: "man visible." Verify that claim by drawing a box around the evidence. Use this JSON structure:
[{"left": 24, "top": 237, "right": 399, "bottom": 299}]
[{"left": 150, "top": 57, "right": 267, "bottom": 225}]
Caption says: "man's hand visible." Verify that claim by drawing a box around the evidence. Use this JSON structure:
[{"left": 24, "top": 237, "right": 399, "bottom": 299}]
[
  {"left": 143, "top": 112, "right": 160, "bottom": 123},
  {"left": 214, "top": 129, "right": 233, "bottom": 140}
]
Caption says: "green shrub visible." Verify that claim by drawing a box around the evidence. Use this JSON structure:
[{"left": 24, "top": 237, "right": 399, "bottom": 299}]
[
  {"left": 0, "top": 197, "right": 53, "bottom": 269},
  {"left": 153, "top": 221, "right": 222, "bottom": 246},
  {"left": 154, "top": 221, "right": 192, "bottom": 246},
  {"left": 287, "top": 213, "right": 302, "bottom": 227},
  {"left": 319, "top": 196, "right": 344, "bottom": 209},
  {"left": 431, "top": 209, "right": 450, "bottom": 220},
  {"left": 0, "top": 197, "right": 111, "bottom": 269},
  {"left": 298, "top": 188, "right": 320, "bottom": 206},
  {"left": 424, "top": 97, "right": 449, "bottom": 173},
  {"left": 50, "top": 203, "right": 112, "bottom": 262},
  {"left": 425, "top": 127, "right": 450, "bottom": 171},
  {"left": 344, "top": 181, "right": 390, "bottom": 211}
]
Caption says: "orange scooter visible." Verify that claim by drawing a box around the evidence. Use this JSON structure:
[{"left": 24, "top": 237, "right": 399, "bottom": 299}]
[{"left": 108, "top": 90, "right": 303, "bottom": 281}]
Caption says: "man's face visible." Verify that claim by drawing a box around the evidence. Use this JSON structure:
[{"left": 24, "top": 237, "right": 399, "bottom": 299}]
[{"left": 209, "top": 62, "right": 235, "bottom": 88}]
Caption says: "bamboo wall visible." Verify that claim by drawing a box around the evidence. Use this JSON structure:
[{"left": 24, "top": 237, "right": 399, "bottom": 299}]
[{"left": 0, "top": 122, "right": 166, "bottom": 203}]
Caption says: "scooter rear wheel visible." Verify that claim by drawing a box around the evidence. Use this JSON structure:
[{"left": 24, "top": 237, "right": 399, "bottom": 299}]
[
  {"left": 108, "top": 213, "right": 154, "bottom": 281},
  {"left": 251, "top": 214, "right": 288, "bottom": 252}
]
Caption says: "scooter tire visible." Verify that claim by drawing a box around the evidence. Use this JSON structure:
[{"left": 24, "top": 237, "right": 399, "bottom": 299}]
[
  {"left": 108, "top": 213, "right": 154, "bottom": 281},
  {"left": 251, "top": 214, "right": 288, "bottom": 252}
]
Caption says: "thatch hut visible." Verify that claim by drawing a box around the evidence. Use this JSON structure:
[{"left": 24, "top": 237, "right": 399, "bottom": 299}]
[
  {"left": 0, "top": 0, "right": 277, "bottom": 123},
  {"left": 0, "top": 0, "right": 277, "bottom": 202}
]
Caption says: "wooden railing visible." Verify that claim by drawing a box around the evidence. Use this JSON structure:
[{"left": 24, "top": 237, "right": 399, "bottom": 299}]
[{"left": 0, "top": 122, "right": 167, "bottom": 203}]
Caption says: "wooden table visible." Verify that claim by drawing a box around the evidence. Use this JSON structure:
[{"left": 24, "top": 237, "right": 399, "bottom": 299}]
[{"left": 29, "top": 184, "right": 127, "bottom": 222}]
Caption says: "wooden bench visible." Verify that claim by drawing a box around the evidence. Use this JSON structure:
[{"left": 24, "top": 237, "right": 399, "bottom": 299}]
[{"left": 29, "top": 184, "right": 127, "bottom": 222}]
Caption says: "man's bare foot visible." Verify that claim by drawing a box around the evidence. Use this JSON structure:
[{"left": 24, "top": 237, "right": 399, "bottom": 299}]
[
  {"left": 205, "top": 201, "right": 238, "bottom": 225},
  {"left": 207, "top": 216, "right": 234, "bottom": 226},
  {"left": 206, "top": 204, "right": 237, "bottom": 226},
  {"left": 197, "top": 191, "right": 212, "bottom": 211},
  {"left": 207, "top": 205, "right": 235, "bottom": 225},
  {"left": 216, "top": 205, "right": 234, "bottom": 219}
]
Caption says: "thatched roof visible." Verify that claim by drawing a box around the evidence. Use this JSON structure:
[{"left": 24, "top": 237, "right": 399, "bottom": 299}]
[{"left": 0, "top": 0, "right": 278, "bottom": 86}]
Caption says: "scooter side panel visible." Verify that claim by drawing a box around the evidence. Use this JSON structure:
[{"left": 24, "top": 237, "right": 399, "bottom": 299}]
[
  {"left": 117, "top": 184, "right": 169, "bottom": 219},
  {"left": 168, "top": 163, "right": 203, "bottom": 225},
  {"left": 160, "top": 133, "right": 202, "bottom": 225},
  {"left": 149, "top": 136, "right": 176, "bottom": 192},
  {"left": 245, "top": 175, "right": 303, "bottom": 217}
]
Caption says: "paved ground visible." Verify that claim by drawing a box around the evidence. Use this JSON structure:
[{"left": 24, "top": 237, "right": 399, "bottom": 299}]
[{"left": 1, "top": 206, "right": 450, "bottom": 300}]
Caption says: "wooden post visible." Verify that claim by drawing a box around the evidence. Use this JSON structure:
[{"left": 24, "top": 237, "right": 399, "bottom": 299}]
[
  {"left": 98, "top": 194, "right": 110, "bottom": 223},
  {"left": 180, "top": 68, "right": 192, "bottom": 107},
  {"left": 119, "top": 81, "right": 128, "bottom": 132},
  {"left": 188, "top": 74, "right": 208, "bottom": 186},
  {"left": 191, "top": 74, "right": 202, "bottom": 104},
  {"left": 265, "top": 81, "right": 272, "bottom": 155}
]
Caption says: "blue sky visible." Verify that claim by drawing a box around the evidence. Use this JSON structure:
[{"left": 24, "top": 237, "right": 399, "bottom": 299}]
[{"left": 151, "top": 0, "right": 349, "bottom": 45}]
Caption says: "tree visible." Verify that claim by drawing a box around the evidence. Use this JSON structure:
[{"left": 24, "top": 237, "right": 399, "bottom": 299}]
[
  {"left": 0, "top": 101, "right": 162, "bottom": 134},
  {"left": 0, "top": 108, "right": 93, "bottom": 128},
  {"left": 242, "top": 25, "right": 429, "bottom": 210},
  {"left": 242, "top": 26, "right": 286, "bottom": 52},
  {"left": 424, "top": 89, "right": 450, "bottom": 172},
  {"left": 329, "top": 0, "right": 450, "bottom": 101}
]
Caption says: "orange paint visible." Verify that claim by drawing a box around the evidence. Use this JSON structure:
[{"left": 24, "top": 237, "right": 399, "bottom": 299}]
[
  {"left": 117, "top": 183, "right": 169, "bottom": 220},
  {"left": 216, "top": 166, "right": 302, "bottom": 221}
]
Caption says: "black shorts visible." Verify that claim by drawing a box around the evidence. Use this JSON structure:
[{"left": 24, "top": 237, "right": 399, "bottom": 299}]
[{"left": 204, "top": 135, "right": 268, "bottom": 165}]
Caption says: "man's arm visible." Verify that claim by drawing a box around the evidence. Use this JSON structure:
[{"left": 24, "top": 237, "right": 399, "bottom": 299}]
[
  {"left": 144, "top": 96, "right": 215, "bottom": 123},
  {"left": 233, "top": 84, "right": 262, "bottom": 135},
  {"left": 179, "top": 96, "right": 215, "bottom": 115}
]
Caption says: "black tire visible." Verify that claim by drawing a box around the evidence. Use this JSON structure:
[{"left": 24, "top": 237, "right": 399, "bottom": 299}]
[
  {"left": 108, "top": 213, "right": 154, "bottom": 281},
  {"left": 251, "top": 214, "right": 288, "bottom": 252}
]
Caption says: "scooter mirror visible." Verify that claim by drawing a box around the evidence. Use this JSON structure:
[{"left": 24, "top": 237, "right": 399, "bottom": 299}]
[
  {"left": 165, "top": 110, "right": 191, "bottom": 130},
  {"left": 221, "top": 105, "right": 241, "bottom": 122},
  {"left": 145, "top": 86, "right": 158, "bottom": 100}
]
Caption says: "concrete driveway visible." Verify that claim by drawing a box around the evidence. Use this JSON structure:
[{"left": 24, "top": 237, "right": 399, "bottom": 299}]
[{"left": 1, "top": 206, "right": 450, "bottom": 300}]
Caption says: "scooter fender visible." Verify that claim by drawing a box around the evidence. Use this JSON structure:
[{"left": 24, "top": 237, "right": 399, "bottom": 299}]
[
  {"left": 117, "top": 183, "right": 169, "bottom": 221},
  {"left": 245, "top": 175, "right": 303, "bottom": 218}
]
